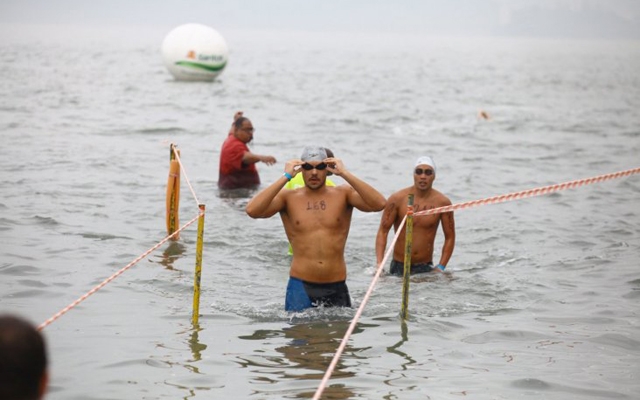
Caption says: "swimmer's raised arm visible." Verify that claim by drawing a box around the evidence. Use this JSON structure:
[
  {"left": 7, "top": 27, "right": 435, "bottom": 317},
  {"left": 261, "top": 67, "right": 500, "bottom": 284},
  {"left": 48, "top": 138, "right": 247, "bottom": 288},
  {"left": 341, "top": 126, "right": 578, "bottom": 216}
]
[
  {"left": 246, "top": 159, "right": 303, "bottom": 218},
  {"left": 326, "top": 157, "right": 385, "bottom": 212}
]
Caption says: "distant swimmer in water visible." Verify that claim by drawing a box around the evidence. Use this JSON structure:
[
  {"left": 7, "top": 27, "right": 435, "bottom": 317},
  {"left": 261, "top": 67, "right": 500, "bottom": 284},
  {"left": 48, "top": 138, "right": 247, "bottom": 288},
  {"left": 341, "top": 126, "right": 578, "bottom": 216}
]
[
  {"left": 246, "top": 146, "right": 386, "bottom": 311},
  {"left": 376, "top": 156, "right": 455, "bottom": 276},
  {"left": 283, "top": 148, "right": 336, "bottom": 255},
  {"left": 478, "top": 109, "right": 490, "bottom": 120},
  {"left": 218, "top": 111, "right": 277, "bottom": 190}
]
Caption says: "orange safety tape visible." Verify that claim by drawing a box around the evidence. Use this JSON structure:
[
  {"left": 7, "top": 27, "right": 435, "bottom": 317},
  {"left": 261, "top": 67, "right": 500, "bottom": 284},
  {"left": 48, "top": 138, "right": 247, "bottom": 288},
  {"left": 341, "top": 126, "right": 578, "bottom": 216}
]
[
  {"left": 414, "top": 167, "right": 640, "bottom": 218},
  {"left": 312, "top": 216, "right": 407, "bottom": 400},
  {"left": 171, "top": 144, "right": 200, "bottom": 207},
  {"left": 312, "top": 166, "right": 639, "bottom": 399},
  {"left": 38, "top": 211, "right": 203, "bottom": 331}
]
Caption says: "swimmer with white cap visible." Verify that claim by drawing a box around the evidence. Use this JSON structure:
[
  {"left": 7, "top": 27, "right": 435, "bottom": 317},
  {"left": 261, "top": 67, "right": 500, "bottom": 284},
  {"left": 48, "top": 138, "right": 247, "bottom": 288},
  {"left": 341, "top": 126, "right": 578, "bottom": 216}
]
[
  {"left": 415, "top": 155, "right": 436, "bottom": 172},
  {"left": 246, "top": 146, "right": 386, "bottom": 312},
  {"left": 413, "top": 155, "right": 436, "bottom": 191},
  {"left": 376, "top": 155, "right": 456, "bottom": 276}
]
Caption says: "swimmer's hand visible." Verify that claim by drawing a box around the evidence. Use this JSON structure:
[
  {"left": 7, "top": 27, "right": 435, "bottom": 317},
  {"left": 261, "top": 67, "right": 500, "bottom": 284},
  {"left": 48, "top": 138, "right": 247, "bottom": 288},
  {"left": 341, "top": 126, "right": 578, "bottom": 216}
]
[
  {"left": 324, "top": 157, "right": 344, "bottom": 176},
  {"left": 260, "top": 155, "right": 277, "bottom": 166},
  {"left": 286, "top": 159, "right": 304, "bottom": 177}
]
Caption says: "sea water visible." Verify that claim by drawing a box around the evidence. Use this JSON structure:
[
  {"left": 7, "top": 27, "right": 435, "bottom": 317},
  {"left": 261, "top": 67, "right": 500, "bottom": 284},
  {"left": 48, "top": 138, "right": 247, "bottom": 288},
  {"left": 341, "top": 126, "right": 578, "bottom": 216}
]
[{"left": 1, "top": 25, "right": 639, "bottom": 399}]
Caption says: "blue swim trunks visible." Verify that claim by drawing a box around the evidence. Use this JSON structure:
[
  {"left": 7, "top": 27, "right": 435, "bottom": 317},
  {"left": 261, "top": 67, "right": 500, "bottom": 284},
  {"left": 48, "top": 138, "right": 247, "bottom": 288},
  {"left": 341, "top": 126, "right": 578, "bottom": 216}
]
[
  {"left": 285, "top": 277, "right": 352, "bottom": 312},
  {"left": 389, "top": 259, "right": 434, "bottom": 276}
]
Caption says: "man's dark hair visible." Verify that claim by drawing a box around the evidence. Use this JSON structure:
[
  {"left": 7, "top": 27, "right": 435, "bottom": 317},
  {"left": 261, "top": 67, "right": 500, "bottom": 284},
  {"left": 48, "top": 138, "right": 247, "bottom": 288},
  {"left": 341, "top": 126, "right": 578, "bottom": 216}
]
[
  {"left": 233, "top": 116, "right": 249, "bottom": 129},
  {"left": 0, "top": 315, "right": 48, "bottom": 400},
  {"left": 324, "top": 148, "right": 335, "bottom": 175}
]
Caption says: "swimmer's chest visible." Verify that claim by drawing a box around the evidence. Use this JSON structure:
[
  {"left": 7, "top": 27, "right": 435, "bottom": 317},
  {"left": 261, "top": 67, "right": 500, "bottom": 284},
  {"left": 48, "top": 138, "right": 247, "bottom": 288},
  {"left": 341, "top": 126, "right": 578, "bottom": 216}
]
[
  {"left": 402, "top": 200, "right": 440, "bottom": 228},
  {"left": 286, "top": 192, "right": 351, "bottom": 229}
]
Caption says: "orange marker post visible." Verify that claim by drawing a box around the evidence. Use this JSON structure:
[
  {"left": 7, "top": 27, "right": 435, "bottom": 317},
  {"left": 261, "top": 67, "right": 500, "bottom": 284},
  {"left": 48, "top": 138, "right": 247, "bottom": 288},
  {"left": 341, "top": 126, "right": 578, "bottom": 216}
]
[{"left": 166, "top": 144, "right": 181, "bottom": 240}]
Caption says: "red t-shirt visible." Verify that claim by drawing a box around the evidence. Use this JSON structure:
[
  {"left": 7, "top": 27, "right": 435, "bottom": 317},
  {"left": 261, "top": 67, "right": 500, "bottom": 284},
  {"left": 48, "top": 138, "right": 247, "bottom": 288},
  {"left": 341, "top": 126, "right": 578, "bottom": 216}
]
[{"left": 218, "top": 134, "right": 260, "bottom": 189}]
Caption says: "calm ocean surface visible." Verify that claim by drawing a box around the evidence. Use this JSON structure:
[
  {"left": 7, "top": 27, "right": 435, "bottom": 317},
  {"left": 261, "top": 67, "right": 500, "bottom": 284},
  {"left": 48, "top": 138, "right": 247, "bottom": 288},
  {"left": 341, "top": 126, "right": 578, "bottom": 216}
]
[{"left": 1, "top": 25, "right": 639, "bottom": 399}]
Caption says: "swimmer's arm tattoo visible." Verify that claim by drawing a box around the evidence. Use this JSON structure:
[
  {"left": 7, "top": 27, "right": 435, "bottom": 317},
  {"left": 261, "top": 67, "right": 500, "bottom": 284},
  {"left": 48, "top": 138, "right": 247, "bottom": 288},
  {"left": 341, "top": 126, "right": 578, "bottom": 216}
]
[
  {"left": 380, "top": 201, "right": 396, "bottom": 227},
  {"left": 445, "top": 212, "right": 455, "bottom": 230}
]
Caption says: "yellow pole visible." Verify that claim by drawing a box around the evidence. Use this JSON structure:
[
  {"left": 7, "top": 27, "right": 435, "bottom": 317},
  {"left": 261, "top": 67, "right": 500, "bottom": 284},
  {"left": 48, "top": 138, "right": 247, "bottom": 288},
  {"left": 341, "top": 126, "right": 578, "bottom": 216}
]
[
  {"left": 400, "top": 194, "right": 414, "bottom": 320},
  {"left": 192, "top": 204, "right": 205, "bottom": 325}
]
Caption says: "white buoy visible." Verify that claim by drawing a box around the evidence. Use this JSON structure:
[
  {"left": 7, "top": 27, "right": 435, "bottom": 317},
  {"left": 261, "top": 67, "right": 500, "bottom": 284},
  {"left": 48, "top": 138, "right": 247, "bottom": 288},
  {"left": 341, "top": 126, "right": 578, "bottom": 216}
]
[{"left": 161, "top": 23, "right": 229, "bottom": 82}]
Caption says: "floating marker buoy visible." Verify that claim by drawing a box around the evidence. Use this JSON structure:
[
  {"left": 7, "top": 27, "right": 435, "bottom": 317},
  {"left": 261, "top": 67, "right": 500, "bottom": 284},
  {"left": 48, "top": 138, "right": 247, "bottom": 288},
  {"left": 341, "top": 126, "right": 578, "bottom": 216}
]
[{"left": 161, "top": 23, "right": 229, "bottom": 82}]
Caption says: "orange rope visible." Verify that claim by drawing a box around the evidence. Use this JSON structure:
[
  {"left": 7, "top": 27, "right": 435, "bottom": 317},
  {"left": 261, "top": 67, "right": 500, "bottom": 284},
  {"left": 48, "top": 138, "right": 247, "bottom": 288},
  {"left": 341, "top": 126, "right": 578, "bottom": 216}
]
[
  {"left": 38, "top": 211, "right": 203, "bottom": 331},
  {"left": 312, "top": 216, "right": 407, "bottom": 400},
  {"left": 312, "top": 166, "right": 639, "bottom": 399},
  {"left": 415, "top": 167, "right": 640, "bottom": 218},
  {"left": 171, "top": 144, "right": 200, "bottom": 207}
]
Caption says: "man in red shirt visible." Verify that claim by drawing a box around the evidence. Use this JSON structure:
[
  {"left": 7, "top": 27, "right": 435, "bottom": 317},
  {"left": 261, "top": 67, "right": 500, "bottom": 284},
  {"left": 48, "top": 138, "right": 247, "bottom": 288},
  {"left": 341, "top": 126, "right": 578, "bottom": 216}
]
[{"left": 218, "top": 112, "right": 276, "bottom": 189}]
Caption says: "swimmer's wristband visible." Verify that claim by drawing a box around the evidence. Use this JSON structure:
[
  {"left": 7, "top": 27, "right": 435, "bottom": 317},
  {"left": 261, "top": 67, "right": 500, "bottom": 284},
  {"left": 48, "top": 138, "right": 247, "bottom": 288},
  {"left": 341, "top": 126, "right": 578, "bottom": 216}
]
[
  {"left": 283, "top": 172, "right": 293, "bottom": 181},
  {"left": 436, "top": 264, "right": 446, "bottom": 271}
]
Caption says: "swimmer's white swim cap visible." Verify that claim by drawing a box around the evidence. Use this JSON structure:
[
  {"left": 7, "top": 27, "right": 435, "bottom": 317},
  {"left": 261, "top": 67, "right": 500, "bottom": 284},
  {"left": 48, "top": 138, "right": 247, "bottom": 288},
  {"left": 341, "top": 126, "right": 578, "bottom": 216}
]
[{"left": 415, "top": 156, "right": 436, "bottom": 172}]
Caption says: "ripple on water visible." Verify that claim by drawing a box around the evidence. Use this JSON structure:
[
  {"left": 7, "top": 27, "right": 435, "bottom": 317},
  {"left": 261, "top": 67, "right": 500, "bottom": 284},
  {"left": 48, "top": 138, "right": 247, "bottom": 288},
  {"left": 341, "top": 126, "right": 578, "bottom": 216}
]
[
  {"left": 462, "top": 329, "right": 549, "bottom": 344},
  {"left": 7, "top": 289, "right": 59, "bottom": 299},
  {"left": 79, "top": 232, "right": 133, "bottom": 241},
  {"left": 0, "top": 216, "right": 17, "bottom": 231},
  {"left": 511, "top": 378, "right": 628, "bottom": 398},
  {"left": 135, "top": 126, "right": 187, "bottom": 135},
  {"left": 210, "top": 299, "right": 357, "bottom": 324},
  {"left": 588, "top": 333, "right": 640, "bottom": 352},
  {"left": 16, "top": 279, "right": 48, "bottom": 288},
  {"left": 31, "top": 215, "right": 60, "bottom": 226},
  {"left": 0, "top": 264, "right": 40, "bottom": 276},
  {"left": 536, "top": 316, "right": 617, "bottom": 325},
  {"left": 511, "top": 378, "right": 552, "bottom": 390}
]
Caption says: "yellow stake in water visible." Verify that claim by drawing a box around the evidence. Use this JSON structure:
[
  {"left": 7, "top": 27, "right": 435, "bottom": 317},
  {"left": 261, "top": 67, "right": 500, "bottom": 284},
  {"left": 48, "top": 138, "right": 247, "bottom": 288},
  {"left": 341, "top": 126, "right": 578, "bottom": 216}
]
[
  {"left": 192, "top": 204, "right": 205, "bottom": 325},
  {"left": 400, "top": 194, "right": 414, "bottom": 320}
]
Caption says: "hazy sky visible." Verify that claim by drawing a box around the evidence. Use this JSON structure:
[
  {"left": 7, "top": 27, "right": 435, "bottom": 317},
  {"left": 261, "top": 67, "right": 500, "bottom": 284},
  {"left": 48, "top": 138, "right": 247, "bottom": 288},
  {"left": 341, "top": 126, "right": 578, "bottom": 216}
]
[{"left": 1, "top": 0, "right": 639, "bottom": 39}]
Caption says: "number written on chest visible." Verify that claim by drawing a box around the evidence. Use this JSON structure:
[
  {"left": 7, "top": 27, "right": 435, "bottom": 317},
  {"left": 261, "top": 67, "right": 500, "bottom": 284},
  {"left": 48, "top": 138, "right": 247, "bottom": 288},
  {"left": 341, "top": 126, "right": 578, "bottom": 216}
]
[{"left": 306, "top": 200, "right": 327, "bottom": 211}]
